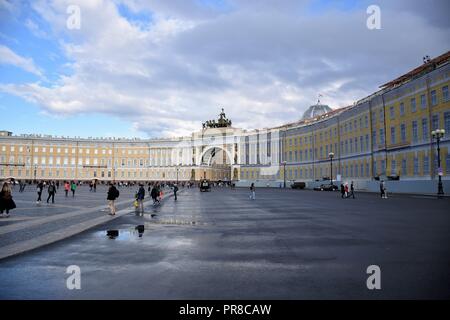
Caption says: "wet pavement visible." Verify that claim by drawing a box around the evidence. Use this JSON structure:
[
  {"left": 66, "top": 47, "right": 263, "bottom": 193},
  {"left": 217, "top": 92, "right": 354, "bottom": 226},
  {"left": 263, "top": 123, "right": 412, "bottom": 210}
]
[{"left": 0, "top": 187, "right": 449, "bottom": 299}]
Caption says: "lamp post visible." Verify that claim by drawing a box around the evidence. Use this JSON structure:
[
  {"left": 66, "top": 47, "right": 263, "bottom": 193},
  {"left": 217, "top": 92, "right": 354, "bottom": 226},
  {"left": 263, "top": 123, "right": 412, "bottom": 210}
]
[
  {"left": 432, "top": 129, "right": 445, "bottom": 198},
  {"left": 33, "top": 165, "right": 37, "bottom": 184},
  {"left": 328, "top": 152, "right": 334, "bottom": 185},
  {"left": 282, "top": 161, "right": 287, "bottom": 188}
]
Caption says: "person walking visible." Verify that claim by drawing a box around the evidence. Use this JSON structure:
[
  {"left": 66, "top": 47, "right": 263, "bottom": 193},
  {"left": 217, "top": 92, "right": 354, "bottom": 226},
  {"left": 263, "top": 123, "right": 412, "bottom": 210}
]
[
  {"left": 107, "top": 183, "right": 119, "bottom": 215},
  {"left": 46, "top": 181, "right": 57, "bottom": 204},
  {"left": 0, "top": 182, "right": 16, "bottom": 218},
  {"left": 151, "top": 184, "right": 160, "bottom": 205},
  {"left": 350, "top": 181, "right": 355, "bottom": 199},
  {"left": 173, "top": 184, "right": 179, "bottom": 201},
  {"left": 249, "top": 183, "right": 256, "bottom": 200},
  {"left": 380, "top": 180, "right": 388, "bottom": 199},
  {"left": 136, "top": 184, "right": 145, "bottom": 213},
  {"left": 36, "top": 181, "right": 44, "bottom": 203},
  {"left": 340, "top": 183, "right": 345, "bottom": 199},
  {"left": 344, "top": 183, "right": 349, "bottom": 198},
  {"left": 70, "top": 181, "right": 77, "bottom": 197},
  {"left": 64, "top": 181, "right": 70, "bottom": 197}
]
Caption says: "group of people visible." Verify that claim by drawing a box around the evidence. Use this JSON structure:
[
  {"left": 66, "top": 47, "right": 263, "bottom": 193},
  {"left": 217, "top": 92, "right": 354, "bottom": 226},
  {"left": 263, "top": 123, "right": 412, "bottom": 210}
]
[
  {"left": 34, "top": 180, "right": 77, "bottom": 204},
  {"left": 340, "top": 182, "right": 355, "bottom": 199},
  {"left": 106, "top": 182, "right": 180, "bottom": 216}
]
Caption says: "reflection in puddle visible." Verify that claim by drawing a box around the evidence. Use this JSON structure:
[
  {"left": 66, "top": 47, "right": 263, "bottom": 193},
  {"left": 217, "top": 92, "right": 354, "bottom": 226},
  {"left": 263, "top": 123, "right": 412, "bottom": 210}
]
[
  {"left": 106, "top": 230, "right": 119, "bottom": 239},
  {"left": 104, "top": 225, "right": 144, "bottom": 240},
  {"left": 135, "top": 225, "right": 144, "bottom": 237}
]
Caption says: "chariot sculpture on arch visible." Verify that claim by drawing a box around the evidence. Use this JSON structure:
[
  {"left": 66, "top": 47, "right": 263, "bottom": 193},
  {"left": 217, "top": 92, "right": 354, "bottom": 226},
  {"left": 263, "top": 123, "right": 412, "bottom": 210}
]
[{"left": 202, "top": 108, "right": 232, "bottom": 129}]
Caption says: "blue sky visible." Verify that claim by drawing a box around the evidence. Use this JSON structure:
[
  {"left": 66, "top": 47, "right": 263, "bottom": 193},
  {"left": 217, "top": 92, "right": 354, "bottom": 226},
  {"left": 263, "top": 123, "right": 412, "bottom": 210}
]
[{"left": 0, "top": 0, "right": 449, "bottom": 138}]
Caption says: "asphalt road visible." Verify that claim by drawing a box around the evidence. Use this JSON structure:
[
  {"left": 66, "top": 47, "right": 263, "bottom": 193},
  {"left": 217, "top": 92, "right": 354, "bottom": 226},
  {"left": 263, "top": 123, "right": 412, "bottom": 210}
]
[{"left": 0, "top": 187, "right": 449, "bottom": 299}]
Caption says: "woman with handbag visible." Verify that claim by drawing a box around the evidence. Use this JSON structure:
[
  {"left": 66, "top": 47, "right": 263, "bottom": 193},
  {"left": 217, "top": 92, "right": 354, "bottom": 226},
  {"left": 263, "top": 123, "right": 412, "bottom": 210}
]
[{"left": 0, "top": 182, "right": 16, "bottom": 218}]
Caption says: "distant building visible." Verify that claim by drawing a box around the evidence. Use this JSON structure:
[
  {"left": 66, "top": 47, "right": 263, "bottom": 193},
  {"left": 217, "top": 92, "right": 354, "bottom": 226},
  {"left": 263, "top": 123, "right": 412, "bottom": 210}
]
[{"left": 1, "top": 51, "right": 449, "bottom": 192}]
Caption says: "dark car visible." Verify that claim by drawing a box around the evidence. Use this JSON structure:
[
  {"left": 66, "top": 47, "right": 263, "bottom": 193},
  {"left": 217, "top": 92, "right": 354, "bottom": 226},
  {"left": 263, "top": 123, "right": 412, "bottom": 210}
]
[
  {"left": 313, "top": 184, "right": 338, "bottom": 191},
  {"left": 291, "top": 182, "right": 306, "bottom": 189},
  {"left": 199, "top": 179, "right": 211, "bottom": 192}
]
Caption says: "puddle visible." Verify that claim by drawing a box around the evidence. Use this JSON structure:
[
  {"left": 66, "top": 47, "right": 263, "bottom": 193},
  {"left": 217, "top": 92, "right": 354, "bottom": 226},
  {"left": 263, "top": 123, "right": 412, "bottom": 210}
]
[
  {"left": 98, "top": 225, "right": 145, "bottom": 241},
  {"left": 148, "top": 218, "right": 206, "bottom": 226}
]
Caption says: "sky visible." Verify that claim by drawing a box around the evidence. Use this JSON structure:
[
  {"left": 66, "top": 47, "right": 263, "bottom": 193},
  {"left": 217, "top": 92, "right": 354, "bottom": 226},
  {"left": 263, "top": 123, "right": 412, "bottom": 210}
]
[{"left": 0, "top": 0, "right": 449, "bottom": 139}]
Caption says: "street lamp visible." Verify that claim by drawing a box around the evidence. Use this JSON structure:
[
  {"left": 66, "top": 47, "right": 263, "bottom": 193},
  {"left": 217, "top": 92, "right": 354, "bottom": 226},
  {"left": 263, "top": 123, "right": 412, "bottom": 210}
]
[
  {"left": 328, "top": 152, "right": 335, "bottom": 185},
  {"left": 282, "top": 161, "right": 287, "bottom": 188},
  {"left": 431, "top": 129, "right": 445, "bottom": 198}
]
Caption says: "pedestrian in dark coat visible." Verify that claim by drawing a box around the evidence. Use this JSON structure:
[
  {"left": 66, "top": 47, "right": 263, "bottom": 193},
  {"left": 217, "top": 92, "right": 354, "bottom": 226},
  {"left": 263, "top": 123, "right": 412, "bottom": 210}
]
[
  {"left": 136, "top": 184, "right": 145, "bottom": 213},
  {"left": 47, "top": 181, "right": 57, "bottom": 204},
  {"left": 107, "top": 183, "right": 119, "bottom": 215},
  {"left": 340, "top": 184, "right": 345, "bottom": 198},
  {"left": 173, "top": 184, "right": 179, "bottom": 201},
  {"left": 151, "top": 185, "right": 159, "bottom": 204},
  {"left": 0, "top": 182, "right": 16, "bottom": 218},
  {"left": 36, "top": 181, "right": 44, "bottom": 203}
]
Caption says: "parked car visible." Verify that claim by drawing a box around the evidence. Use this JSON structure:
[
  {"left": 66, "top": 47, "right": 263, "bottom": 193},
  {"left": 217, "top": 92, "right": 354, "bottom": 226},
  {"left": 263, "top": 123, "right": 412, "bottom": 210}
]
[
  {"left": 313, "top": 184, "right": 338, "bottom": 191},
  {"left": 291, "top": 182, "right": 306, "bottom": 189}
]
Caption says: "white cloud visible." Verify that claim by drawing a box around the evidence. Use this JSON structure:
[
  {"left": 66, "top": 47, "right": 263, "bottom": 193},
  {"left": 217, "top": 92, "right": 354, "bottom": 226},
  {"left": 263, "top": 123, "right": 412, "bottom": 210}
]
[
  {"left": 0, "top": 45, "right": 43, "bottom": 77},
  {"left": 1, "top": 0, "right": 449, "bottom": 137}
]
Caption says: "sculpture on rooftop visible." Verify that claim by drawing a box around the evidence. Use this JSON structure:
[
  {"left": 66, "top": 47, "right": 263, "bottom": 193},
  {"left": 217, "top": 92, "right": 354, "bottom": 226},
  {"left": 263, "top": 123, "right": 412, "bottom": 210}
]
[{"left": 202, "top": 108, "right": 232, "bottom": 129}]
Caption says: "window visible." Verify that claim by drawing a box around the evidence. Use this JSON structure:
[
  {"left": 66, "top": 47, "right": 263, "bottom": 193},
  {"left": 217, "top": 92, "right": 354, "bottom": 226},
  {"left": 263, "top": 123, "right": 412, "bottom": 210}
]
[
  {"left": 402, "top": 159, "right": 407, "bottom": 176},
  {"left": 431, "top": 90, "right": 437, "bottom": 106},
  {"left": 432, "top": 114, "right": 439, "bottom": 130},
  {"left": 390, "top": 106, "right": 395, "bottom": 119},
  {"left": 380, "top": 129, "right": 385, "bottom": 145},
  {"left": 400, "top": 102, "right": 405, "bottom": 116},
  {"left": 411, "top": 97, "right": 417, "bottom": 113},
  {"left": 379, "top": 109, "right": 384, "bottom": 123},
  {"left": 445, "top": 112, "right": 450, "bottom": 137},
  {"left": 422, "top": 118, "right": 428, "bottom": 140},
  {"left": 400, "top": 124, "right": 406, "bottom": 143},
  {"left": 410, "top": 157, "right": 417, "bottom": 175},
  {"left": 412, "top": 121, "right": 418, "bottom": 142},
  {"left": 443, "top": 85, "right": 449, "bottom": 102},
  {"left": 446, "top": 155, "right": 450, "bottom": 174},
  {"left": 391, "top": 127, "right": 396, "bottom": 144},
  {"left": 391, "top": 160, "right": 396, "bottom": 175},
  {"left": 420, "top": 94, "right": 427, "bottom": 109},
  {"left": 360, "top": 136, "right": 364, "bottom": 152},
  {"left": 372, "top": 131, "right": 377, "bottom": 147},
  {"left": 424, "top": 156, "right": 429, "bottom": 174}
]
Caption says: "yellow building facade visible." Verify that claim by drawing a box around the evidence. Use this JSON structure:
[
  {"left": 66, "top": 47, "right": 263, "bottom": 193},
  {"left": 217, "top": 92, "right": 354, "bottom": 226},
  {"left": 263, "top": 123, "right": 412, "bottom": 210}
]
[{"left": 1, "top": 52, "right": 449, "bottom": 191}]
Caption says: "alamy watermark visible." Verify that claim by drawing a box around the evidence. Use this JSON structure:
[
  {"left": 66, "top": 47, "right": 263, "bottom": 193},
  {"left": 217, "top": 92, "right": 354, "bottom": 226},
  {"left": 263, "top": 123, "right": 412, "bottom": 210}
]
[
  {"left": 366, "top": 5, "right": 381, "bottom": 30},
  {"left": 66, "top": 4, "right": 81, "bottom": 30},
  {"left": 366, "top": 265, "right": 381, "bottom": 290},
  {"left": 66, "top": 265, "right": 81, "bottom": 290}
]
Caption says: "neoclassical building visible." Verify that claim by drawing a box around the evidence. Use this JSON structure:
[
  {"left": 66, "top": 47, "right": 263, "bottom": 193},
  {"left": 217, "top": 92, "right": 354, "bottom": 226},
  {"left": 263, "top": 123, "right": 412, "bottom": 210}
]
[{"left": 1, "top": 51, "right": 449, "bottom": 192}]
